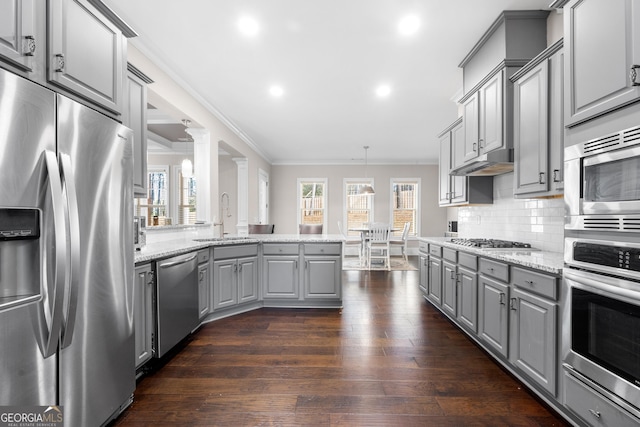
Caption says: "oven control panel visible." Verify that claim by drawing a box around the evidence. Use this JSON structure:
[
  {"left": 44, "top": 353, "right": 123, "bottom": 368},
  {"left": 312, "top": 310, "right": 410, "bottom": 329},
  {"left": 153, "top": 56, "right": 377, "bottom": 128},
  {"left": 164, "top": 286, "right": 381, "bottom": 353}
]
[{"left": 573, "top": 242, "right": 640, "bottom": 272}]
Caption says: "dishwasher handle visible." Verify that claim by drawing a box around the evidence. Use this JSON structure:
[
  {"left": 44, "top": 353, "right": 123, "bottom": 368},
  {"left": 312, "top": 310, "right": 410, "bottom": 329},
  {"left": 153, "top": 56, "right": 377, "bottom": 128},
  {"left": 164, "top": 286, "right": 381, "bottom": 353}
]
[{"left": 159, "top": 253, "right": 198, "bottom": 268}]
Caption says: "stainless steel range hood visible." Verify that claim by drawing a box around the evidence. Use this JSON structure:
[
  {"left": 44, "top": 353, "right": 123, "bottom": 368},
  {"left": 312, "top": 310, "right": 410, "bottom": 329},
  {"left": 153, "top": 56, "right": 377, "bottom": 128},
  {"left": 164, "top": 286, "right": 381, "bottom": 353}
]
[{"left": 450, "top": 148, "right": 513, "bottom": 176}]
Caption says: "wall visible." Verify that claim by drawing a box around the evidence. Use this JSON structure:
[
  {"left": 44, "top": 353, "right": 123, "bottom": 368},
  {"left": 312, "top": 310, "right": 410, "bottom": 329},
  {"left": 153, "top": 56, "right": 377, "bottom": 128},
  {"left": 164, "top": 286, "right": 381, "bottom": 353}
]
[
  {"left": 457, "top": 173, "right": 564, "bottom": 253},
  {"left": 270, "top": 164, "right": 447, "bottom": 238}
]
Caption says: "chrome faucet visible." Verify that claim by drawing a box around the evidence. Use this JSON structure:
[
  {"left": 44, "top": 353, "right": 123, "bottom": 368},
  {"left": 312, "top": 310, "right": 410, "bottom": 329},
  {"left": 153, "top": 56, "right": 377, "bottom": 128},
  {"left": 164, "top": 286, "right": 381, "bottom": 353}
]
[{"left": 215, "top": 192, "right": 231, "bottom": 238}]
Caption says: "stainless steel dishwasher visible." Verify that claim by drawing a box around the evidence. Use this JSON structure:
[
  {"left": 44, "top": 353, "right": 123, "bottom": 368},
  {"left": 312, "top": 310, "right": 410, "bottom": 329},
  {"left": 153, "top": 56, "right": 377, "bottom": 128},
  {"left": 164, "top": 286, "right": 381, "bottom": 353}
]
[{"left": 155, "top": 252, "right": 199, "bottom": 357}]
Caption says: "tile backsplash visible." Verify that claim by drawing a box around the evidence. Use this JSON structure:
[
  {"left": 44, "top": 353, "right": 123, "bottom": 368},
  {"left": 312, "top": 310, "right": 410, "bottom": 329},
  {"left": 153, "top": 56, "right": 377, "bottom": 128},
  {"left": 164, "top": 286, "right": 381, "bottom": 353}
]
[{"left": 457, "top": 173, "right": 564, "bottom": 253}]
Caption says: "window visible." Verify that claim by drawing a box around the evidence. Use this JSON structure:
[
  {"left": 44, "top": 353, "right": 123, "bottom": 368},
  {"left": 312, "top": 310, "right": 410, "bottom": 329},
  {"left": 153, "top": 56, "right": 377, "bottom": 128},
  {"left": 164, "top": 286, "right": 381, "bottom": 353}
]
[
  {"left": 177, "top": 171, "right": 197, "bottom": 225},
  {"left": 344, "top": 179, "right": 374, "bottom": 236},
  {"left": 134, "top": 165, "right": 197, "bottom": 226},
  {"left": 298, "top": 179, "right": 327, "bottom": 228},
  {"left": 391, "top": 179, "right": 420, "bottom": 236},
  {"left": 135, "top": 166, "right": 169, "bottom": 226}
]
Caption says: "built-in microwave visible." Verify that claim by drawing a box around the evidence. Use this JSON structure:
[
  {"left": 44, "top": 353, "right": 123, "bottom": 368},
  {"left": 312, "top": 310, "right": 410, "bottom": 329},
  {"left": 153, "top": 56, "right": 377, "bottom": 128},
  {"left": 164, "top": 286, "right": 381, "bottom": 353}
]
[{"left": 565, "top": 125, "right": 640, "bottom": 231}]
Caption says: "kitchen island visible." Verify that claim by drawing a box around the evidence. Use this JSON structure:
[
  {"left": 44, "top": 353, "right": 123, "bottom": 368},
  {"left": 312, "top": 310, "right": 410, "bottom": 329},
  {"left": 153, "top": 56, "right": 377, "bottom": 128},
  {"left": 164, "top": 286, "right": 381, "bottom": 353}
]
[{"left": 133, "top": 232, "right": 345, "bottom": 370}]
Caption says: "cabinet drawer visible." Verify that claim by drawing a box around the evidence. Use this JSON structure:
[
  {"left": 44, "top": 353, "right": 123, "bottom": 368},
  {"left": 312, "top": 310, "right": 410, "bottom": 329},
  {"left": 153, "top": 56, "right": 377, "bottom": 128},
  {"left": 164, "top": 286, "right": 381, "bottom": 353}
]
[
  {"left": 214, "top": 244, "right": 258, "bottom": 260},
  {"left": 418, "top": 241, "right": 429, "bottom": 254},
  {"left": 479, "top": 258, "right": 509, "bottom": 282},
  {"left": 564, "top": 373, "right": 640, "bottom": 427},
  {"left": 458, "top": 252, "right": 478, "bottom": 271},
  {"left": 263, "top": 243, "right": 299, "bottom": 255},
  {"left": 197, "top": 249, "right": 210, "bottom": 264},
  {"left": 443, "top": 247, "right": 457, "bottom": 262},
  {"left": 512, "top": 267, "right": 557, "bottom": 301},
  {"left": 429, "top": 244, "right": 442, "bottom": 257},
  {"left": 304, "top": 243, "right": 341, "bottom": 256}
]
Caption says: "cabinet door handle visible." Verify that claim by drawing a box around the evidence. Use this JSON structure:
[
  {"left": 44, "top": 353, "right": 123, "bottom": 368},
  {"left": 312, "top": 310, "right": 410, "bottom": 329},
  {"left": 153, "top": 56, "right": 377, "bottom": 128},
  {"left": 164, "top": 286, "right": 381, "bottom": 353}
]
[
  {"left": 510, "top": 297, "right": 517, "bottom": 311},
  {"left": 478, "top": 139, "right": 484, "bottom": 149},
  {"left": 450, "top": 271, "right": 456, "bottom": 280},
  {"left": 539, "top": 172, "right": 545, "bottom": 184},
  {"left": 499, "top": 292, "right": 506, "bottom": 305},
  {"left": 631, "top": 65, "right": 640, "bottom": 86},
  {"left": 54, "top": 53, "right": 65, "bottom": 72},
  {"left": 472, "top": 142, "right": 477, "bottom": 152},
  {"left": 24, "top": 35, "right": 36, "bottom": 56},
  {"left": 552, "top": 169, "right": 561, "bottom": 182},
  {"left": 588, "top": 409, "right": 601, "bottom": 419},
  {"left": 199, "top": 271, "right": 204, "bottom": 281},
  {"left": 238, "top": 264, "right": 243, "bottom": 272}
]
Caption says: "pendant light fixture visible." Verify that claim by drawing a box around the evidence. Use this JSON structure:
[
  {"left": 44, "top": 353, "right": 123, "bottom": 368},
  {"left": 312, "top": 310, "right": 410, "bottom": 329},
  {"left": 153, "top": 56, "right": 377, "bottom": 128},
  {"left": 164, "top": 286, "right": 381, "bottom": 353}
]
[
  {"left": 180, "top": 119, "right": 193, "bottom": 178},
  {"left": 360, "top": 145, "right": 375, "bottom": 194}
]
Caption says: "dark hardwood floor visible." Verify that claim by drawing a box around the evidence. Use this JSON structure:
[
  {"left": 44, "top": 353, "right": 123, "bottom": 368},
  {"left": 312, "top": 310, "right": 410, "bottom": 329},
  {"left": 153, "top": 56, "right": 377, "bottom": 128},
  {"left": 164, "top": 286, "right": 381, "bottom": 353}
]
[{"left": 113, "top": 257, "right": 569, "bottom": 426}]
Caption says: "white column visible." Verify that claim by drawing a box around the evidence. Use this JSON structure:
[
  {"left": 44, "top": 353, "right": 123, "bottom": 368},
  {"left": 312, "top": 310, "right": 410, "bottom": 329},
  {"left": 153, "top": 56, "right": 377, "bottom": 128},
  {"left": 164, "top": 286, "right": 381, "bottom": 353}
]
[
  {"left": 233, "top": 157, "right": 249, "bottom": 235},
  {"left": 186, "top": 127, "right": 211, "bottom": 223}
]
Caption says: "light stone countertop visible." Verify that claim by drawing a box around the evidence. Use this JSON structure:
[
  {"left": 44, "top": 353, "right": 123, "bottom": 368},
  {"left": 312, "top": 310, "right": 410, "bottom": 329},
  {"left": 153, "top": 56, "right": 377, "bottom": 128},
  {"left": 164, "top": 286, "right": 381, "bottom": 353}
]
[
  {"left": 417, "top": 237, "right": 564, "bottom": 275},
  {"left": 135, "top": 234, "right": 344, "bottom": 264}
]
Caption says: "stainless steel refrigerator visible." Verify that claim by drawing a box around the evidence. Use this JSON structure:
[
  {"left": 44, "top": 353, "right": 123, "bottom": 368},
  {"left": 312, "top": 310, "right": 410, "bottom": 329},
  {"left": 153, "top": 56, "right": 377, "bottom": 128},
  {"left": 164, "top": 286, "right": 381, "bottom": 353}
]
[{"left": 0, "top": 67, "right": 134, "bottom": 426}]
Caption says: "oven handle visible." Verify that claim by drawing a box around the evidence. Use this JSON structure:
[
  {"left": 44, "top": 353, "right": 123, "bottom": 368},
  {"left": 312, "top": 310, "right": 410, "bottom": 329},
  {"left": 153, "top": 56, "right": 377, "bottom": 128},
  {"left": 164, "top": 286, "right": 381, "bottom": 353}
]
[{"left": 564, "top": 268, "right": 640, "bottom": 302}]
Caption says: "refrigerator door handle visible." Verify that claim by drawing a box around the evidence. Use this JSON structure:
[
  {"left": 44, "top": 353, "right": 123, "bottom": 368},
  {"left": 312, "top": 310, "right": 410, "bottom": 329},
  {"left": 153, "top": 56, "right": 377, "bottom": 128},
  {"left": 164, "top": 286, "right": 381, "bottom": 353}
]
[
  {"left": 37, "top": 151, "right": 67, "bottom": 358},
  {"left": 59, "top": 153, "right": 80, "bottom": 349}
]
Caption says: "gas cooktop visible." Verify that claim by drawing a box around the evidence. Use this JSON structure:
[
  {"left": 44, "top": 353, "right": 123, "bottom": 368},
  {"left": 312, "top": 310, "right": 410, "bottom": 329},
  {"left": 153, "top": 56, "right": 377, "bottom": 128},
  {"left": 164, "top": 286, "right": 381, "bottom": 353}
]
[{"left": 450, "top": 238, "right": 532, "bottom": 249}]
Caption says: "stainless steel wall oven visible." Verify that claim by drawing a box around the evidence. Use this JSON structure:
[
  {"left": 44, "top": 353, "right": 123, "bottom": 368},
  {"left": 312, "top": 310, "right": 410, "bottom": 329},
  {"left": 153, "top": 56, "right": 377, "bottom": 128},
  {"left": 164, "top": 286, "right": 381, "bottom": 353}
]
[{"left": 563, "top": 124, "right": 640, "bottom": 422}]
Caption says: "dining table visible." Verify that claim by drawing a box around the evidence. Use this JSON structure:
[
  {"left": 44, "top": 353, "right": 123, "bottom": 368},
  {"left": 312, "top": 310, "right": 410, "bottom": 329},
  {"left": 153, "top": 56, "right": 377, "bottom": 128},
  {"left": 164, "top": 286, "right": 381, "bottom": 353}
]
[{"left": 348, "top": 225, "right": 401, "bottom": 267}]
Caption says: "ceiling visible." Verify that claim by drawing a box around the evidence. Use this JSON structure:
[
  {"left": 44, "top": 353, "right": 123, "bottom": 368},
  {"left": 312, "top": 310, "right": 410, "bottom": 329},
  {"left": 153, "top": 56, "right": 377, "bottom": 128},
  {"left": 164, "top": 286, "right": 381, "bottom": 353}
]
[{"left": 104, "top": 0, "right": 555, "bottom": 165}]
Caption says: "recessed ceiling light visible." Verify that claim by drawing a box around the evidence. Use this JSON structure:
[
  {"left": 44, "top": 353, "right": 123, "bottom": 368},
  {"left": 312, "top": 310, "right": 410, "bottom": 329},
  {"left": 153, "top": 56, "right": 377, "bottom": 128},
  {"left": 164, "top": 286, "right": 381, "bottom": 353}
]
[
  {"left": 269, "top": 85, "right": 284, "bottom": 97},
  {"left": 398, "top": 15, "right": 420, "bottom": 36},
  {"left": 238, "top": 16, "right": 259, "bottom": 36},
  {"left": 375, "top": 85, "right": 391, "bottom": 97}
]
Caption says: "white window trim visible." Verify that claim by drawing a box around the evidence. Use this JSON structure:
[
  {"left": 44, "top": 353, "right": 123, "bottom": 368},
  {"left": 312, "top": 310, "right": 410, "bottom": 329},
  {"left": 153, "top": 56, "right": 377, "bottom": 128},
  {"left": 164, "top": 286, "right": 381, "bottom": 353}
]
[
  {"left": 342, "top": 177, "right": 375, "bottom": 230},
  {"left": 389, "top": 177, "right": 421, "bottom": 237},
  {"left": 297, "top": 177, "right": 328, "bottom": 230}
]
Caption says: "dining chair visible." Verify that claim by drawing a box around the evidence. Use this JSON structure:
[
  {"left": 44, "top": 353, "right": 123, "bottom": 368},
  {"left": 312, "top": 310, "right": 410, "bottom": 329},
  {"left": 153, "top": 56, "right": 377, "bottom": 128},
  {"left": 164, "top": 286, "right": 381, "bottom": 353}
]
[
  {"left": 367, "top": 223, "right": 391, "bottom": 270},
  {"left": 299, "top": 224, "right": 323, "bottom": 234},
  {"left": 390, "top": 222, "right": 410, "bottom": 261},
  {"left": 338, "top": 221, "right": 364, "bottom": 265},
  {"left": 248, "top": 224, "right": 275, "bottom": 234}
]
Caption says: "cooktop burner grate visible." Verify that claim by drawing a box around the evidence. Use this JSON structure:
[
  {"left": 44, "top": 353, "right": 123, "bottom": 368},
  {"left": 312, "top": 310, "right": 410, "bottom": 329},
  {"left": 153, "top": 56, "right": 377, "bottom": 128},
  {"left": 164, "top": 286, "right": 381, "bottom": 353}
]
[{"left": 450, "top": 238, "right": 532, "bottom": 249}]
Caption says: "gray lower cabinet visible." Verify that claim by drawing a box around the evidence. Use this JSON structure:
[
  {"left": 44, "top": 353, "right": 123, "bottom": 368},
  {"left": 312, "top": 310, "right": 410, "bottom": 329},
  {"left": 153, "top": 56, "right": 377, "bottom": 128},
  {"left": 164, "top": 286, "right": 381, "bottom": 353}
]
[
  {"left": 564, "top": 0, "right": 640, "bottom": 126},
  {"left": 303, "top": 243, "right": 341, "bottom": 299},
  {"left": 457, "top": 252, "right": 478, "bottom": 333},
  {"left": 134, "top": 263, "right": 154, "bottom": 369},
  {"left": 197, "top": 249, "right": 210, "bottom": 319},
  {"left": 442, "top": 248, "right": 458, "bottom": 318},
  {"left": 478, "top": 258, "right": 510, "bottom": 358},
  {"left": 212, "top": 244, "right": 259, "bottom": 310},
  {"left": 509, "top": 266, "right": 558, "bottom": 395},
  {"left": 263, "top": 243, "right": 300, "bottom": 299},
  {"left": 427, "top": 245, "right": 442, "bottom": 306},
  {"left": 418, "top": 242, "right": 429, "bottom": 297}
]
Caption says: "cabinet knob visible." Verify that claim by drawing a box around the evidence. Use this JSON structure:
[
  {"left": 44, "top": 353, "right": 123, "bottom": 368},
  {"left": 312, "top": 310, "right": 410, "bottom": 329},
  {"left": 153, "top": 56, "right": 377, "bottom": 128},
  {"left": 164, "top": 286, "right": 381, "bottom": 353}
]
[
  {"left": 588, "top": 409, "right": 601, "bottom": 419},
  {"left": 24, "top": 36, "right": 36, "bottom": 56},
  {"left": 552, "top": 169, "right": 561, "bottom": 183},
  {"left": 54, "top": 54, "right": 65, "bottom": 72},
  {"left": 510, "top": 297, "right": 517, "bottom": 311},
  {"left": 631, "top": 65, "right": 640, "bottom": 86},
  {"left": 478, "top": 139, "right": 484, "bottom": 149},
  {"left": 539, "top": 172, "right": 545, "bottom": 184},
  {"left": 499, "top": 292, "right": 506, "bottom": 305}
]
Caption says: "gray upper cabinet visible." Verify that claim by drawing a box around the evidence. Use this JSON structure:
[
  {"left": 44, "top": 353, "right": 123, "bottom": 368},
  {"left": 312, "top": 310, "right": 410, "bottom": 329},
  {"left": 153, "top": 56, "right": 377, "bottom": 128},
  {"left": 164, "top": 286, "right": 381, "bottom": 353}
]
[
  {"left": 48, "top": 0, "right": 130, "bottom": 115},
  {"left": 564, "top": 0, "right": 640, "bottom": 126},
  {"left": 124, "top": 64, "right": 153, "bottom": 197},
  {"left": 463, "top": 71, "right": 504, "bottom": 161},
  {"left": 438, "top": 118, "right": 493, "bottom": 207},
  {"left": 513, "top": 42, "right": 564, "bottom": 198},
  {"left": 0, "top": 0, "right": 42, "bottom": 75}
]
